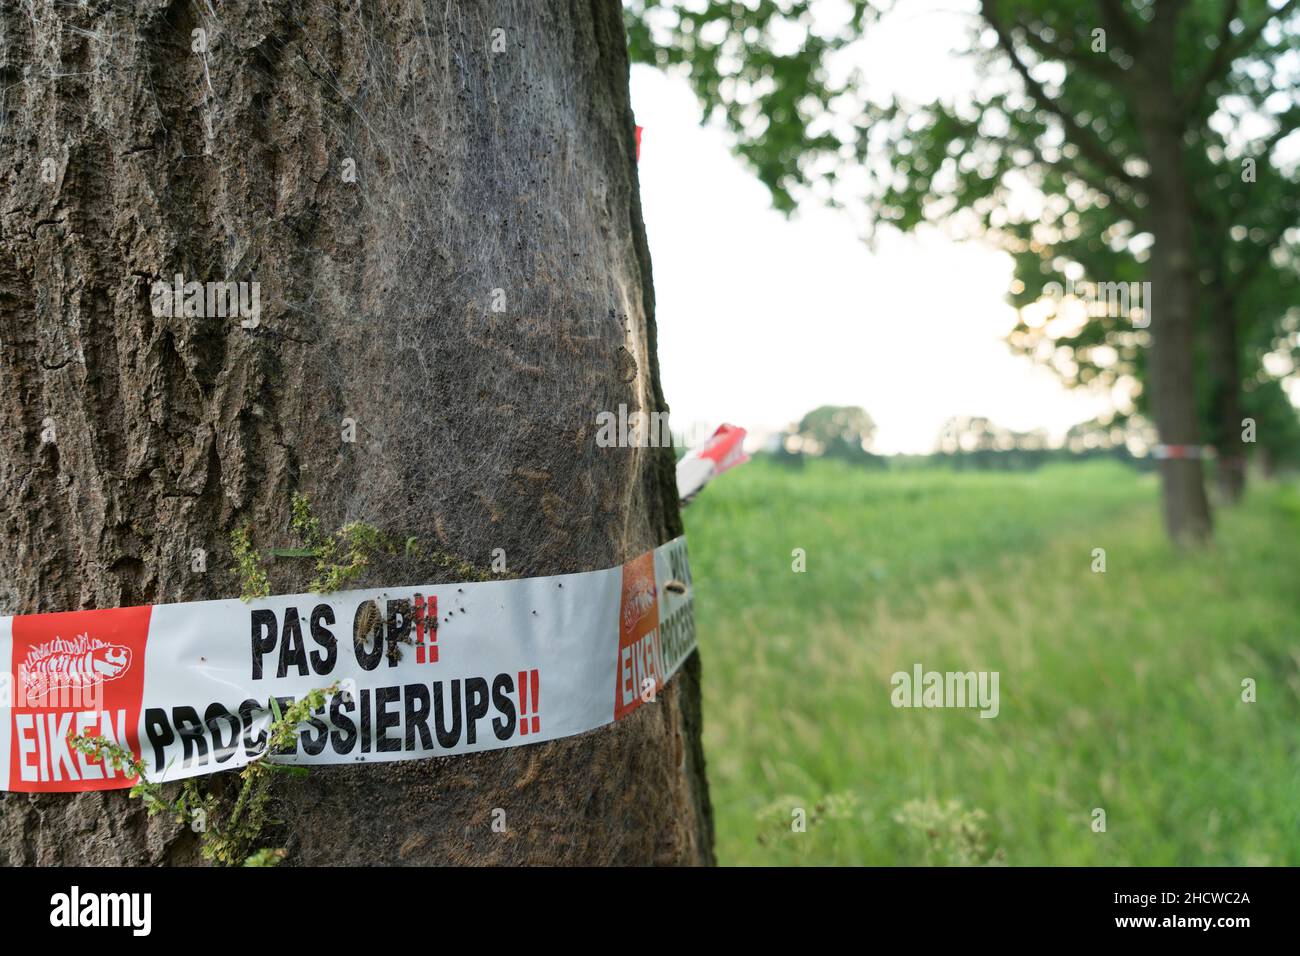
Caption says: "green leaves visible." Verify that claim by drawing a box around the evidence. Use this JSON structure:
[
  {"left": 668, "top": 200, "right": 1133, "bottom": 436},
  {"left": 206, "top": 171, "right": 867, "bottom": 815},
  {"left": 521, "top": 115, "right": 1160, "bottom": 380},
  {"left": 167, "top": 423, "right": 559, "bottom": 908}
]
[
  {"left": 625, "top": 0, "right": 876, "bottom": 212},
  {"left": 70, "top": 683, "right": 340, "bottom": 867}
]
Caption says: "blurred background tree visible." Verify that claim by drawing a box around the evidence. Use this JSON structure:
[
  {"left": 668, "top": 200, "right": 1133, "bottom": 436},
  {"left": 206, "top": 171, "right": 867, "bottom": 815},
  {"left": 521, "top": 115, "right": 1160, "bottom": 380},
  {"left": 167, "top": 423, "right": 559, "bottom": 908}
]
[{"left": 795, "top": 404, "right": 879, "bottom": 459}]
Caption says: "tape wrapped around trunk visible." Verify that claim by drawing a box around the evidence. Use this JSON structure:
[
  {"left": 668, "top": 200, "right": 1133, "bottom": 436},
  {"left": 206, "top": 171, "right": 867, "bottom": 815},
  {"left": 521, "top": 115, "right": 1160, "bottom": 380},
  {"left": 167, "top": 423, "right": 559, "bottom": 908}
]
[{"left": 0, "top": 537, "right": 695, "bottom": 793}]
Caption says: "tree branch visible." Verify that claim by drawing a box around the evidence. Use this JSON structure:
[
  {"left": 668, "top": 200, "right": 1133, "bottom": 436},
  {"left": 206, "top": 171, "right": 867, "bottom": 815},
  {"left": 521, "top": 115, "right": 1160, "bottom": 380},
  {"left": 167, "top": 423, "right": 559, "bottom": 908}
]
[
  {"left": 1098, "top": 0, "right": 1144, "bottom": 54},
  {"left": 982, "top": 1, "right": 1143, "bottom": 204},
  {"left": 1228, "top": 209, "right": 1299, "bottom": 296},
  {"left": 1018, "top": 16, "right": 1128, "bottom": 85},
  {"left": 1182, "top": 0, "right": 1300, "bottom": 117},
  {"left": 1180, "top": 0, "right": 1243, "bottom": 115},
  {"left": 987, "top": 95, "right": 1142, "bottom": 222}
]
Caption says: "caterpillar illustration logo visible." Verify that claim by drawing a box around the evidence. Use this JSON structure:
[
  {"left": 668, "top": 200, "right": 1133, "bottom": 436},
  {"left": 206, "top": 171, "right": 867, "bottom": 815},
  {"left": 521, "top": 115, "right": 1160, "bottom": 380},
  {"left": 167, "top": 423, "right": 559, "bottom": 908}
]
[
  {"left": 621, "top": 583, "right": 657, "bottom": 631},
  {"left": 20, "top": 632, "right": 133, "bottom": 700}
]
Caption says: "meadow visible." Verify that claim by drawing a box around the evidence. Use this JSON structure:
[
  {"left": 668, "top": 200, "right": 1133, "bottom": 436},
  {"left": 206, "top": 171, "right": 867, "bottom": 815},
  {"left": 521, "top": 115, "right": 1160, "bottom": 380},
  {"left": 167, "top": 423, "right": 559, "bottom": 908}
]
[{"left": 682, "top": 457, "right": 1300, "bottom": 865}]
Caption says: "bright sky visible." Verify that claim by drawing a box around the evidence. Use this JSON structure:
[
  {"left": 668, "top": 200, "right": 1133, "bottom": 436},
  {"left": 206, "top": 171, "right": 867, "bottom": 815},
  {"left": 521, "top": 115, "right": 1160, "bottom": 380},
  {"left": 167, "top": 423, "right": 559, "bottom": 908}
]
[{"left": 629, "top": 1, "right": 1118, "bottom": 454}]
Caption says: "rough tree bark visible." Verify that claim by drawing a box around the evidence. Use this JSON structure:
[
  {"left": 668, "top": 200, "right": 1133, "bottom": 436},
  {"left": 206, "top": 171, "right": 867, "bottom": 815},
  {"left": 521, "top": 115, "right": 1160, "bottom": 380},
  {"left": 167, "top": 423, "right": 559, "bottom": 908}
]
[
  {"left": 0, "top": 0, "right": 714, "bottom": 865},
  {"left": 1134, "top": 4, "right": 1214, "bottom": 544}
]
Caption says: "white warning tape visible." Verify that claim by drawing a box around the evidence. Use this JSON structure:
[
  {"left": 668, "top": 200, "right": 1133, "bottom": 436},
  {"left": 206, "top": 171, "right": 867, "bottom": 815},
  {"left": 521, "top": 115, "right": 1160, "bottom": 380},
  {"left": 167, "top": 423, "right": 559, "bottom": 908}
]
[{"left": 0, "top": 537, "right": 694, "bottom": 793}]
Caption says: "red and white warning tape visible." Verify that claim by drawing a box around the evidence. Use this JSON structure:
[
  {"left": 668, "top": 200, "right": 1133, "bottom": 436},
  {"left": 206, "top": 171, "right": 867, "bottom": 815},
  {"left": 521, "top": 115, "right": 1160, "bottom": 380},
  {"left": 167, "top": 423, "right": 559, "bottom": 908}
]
[
  {"left": 676, "top": 424, "right": 749, "bottom": 503},
  {"left": 0, "top": 537, "right": 694, "bottom": 793},
  {"left": 1152, "top": 444, "right": 1211, "bottom": 460}
]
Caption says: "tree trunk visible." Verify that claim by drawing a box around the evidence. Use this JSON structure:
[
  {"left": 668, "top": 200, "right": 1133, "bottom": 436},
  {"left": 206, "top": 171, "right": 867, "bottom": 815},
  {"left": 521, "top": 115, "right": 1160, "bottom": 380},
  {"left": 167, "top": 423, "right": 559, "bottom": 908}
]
[
  {"left": 1207, "top": 293, "right": 1246, "bottom": 504},
  {"left": 0, "top": 0, "right": 713, "bottom": 865},
  {"left": 1135, "top": 7, "right": 1213, "bottom": 544}
]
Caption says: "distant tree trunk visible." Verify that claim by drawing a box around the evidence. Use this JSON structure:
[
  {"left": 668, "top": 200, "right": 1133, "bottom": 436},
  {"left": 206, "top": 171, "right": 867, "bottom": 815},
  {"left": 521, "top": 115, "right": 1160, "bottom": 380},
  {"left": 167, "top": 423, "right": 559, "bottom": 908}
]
[
  {"left": 1207, "top": 293, "right": 1246, "bottom": 504},
  {"left": 1135, "top": 7, "right": 1213, "bottom": 544},
  {"left": 1258, "top": 446, "right": 1275, "bottom": 479},
  {"left": 0, "top": 0, "right": 713, "bottom": 865}
]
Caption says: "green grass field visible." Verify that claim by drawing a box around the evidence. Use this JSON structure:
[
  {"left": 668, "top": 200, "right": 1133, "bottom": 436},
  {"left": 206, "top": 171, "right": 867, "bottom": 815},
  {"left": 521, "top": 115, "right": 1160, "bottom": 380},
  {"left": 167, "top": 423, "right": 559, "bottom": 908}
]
[{"left": 682, "top": 458, "right": 1300, "bottom": 865}]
